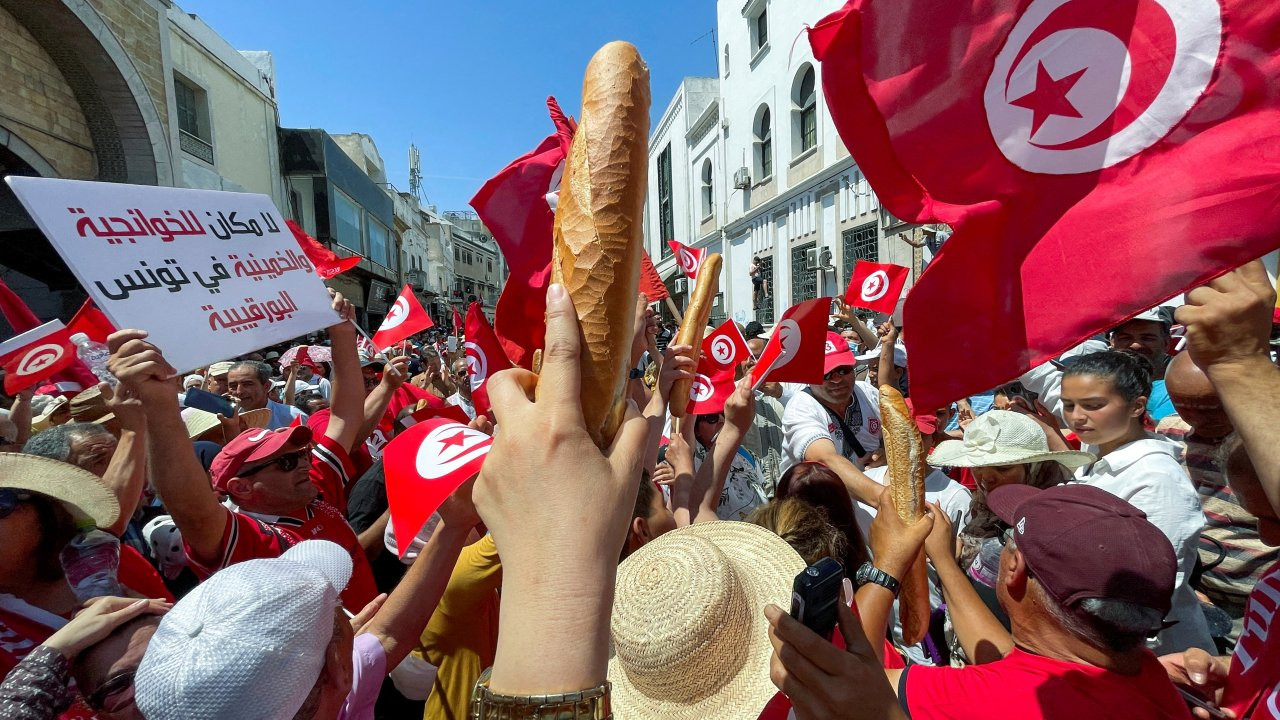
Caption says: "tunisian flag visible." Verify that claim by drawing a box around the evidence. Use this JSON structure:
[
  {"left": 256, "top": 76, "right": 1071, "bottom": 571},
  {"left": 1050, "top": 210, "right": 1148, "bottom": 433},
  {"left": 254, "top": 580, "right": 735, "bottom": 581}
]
[
  {"left": 0, "top": 321, "right": 76, "bottom": 394},
  {"left": 463, "top": 302, "right": 511, "bottom": 418},
  {"left": 845, "top": 261, "right": 909, "bottom": 315},
  {"left": 286, "top": 220, "right": 361, "bottom": 279},
  {"left": 749, "top": 298, "right": 830, "bottom": 388},
  {"left": 383, "top": 419, "right": 492, "bottom": 557},
  {"left": 471, "top": 97, "right": 576, "bottom": 369},
  {"left": 702, "top": 319, "right": 751, "bottom": 374},
  {"left": 686, "top": 358, "right": 736, "bottom": 416},
  {"left": 668, "top": 240, "right": 707, "bottom": 281},
  {"left": 810, "top": 0, "right": 1280, "bottom": 412},
  {"left": 370, "top": 285, "right": 433, "bottom": 350}
]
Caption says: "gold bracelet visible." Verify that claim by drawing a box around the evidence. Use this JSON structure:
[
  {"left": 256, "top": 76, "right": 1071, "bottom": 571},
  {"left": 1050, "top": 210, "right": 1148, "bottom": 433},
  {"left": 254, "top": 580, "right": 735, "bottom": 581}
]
[{"left": 470, "top": 668, "right": 612, "bottom": 720}]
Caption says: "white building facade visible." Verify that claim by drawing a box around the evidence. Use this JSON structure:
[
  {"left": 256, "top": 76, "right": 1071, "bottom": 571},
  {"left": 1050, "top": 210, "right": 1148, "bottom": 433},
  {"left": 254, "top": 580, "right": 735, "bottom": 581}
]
[{"left": 644, "top": 0, "right": 936, "bottom": 328}]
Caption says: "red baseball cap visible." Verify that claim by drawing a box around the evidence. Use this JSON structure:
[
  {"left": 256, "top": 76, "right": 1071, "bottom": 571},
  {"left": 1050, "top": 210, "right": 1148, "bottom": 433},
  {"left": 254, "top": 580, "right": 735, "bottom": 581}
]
[
  {"left": 823, "top": 331, "right": 856, "bottom": 375},
  {"left": 903, "top": 398, "right": 938, "bottom": 435},
  {"left": 210, "top": 425, "right": 312, "bottom": 492},
  {"left": 988, "top": 483, "right": 1176, "bottom": 618}
]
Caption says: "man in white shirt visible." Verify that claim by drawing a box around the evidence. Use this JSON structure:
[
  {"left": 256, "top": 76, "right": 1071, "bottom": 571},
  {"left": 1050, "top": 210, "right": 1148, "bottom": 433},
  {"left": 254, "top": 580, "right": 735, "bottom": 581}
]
[{"left": 782, "top": 332, "right": 885, "bottom": 505}]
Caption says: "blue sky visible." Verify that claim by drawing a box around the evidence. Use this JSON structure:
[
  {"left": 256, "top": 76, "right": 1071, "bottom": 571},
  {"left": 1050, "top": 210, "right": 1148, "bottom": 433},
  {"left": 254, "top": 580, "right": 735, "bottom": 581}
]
[{"left": 180, "top": 1, "right": 718, "bottom": 212}]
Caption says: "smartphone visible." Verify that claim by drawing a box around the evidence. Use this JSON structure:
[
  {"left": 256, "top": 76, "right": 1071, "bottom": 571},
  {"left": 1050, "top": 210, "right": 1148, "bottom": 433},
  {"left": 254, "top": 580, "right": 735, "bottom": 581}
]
[
  {"left": 184, "top": 387, "right": 234, "bottom": 418},
  {"left": 1176, "top": 689, "right": 1230, "bottom": 720},
  {"left": 1003, "top": 381, "right": 1040, "bottom": 408},
  {"left": 789, "top": 557, "right": 844, "bottom": 639}
]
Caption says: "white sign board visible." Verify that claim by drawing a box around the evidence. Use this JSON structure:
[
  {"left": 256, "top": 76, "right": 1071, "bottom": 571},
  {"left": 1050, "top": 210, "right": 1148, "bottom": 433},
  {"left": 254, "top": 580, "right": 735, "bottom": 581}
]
[{"left": 7, "top": 177, "right": 339, "bottom": 373}]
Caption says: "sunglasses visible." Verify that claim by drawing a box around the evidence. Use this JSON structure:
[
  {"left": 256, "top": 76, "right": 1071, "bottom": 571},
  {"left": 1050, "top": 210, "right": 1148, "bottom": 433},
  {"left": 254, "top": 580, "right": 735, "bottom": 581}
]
[
  {"left": 86, "top": 669, "right": 136, "bottom": 712},
  {"left": 239, "top": 448, "right": 311, "bottom": 477},
  {"left": 824, "top": 366, "right": 854, "bottom": 381},
  {"left": 0, "top": 488, "right": 33, "bottom": 520},
  {"left": 696, "top": 414, "right": 725, "bottom": 425}
]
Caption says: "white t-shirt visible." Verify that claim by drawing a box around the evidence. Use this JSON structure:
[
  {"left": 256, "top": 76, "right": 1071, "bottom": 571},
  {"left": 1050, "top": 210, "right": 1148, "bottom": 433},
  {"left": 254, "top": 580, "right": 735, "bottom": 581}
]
[
  {"left": 693, "top": 444, "right": 768, "bottom": 522},
  {"left": 1073, "top": 434, "right": 1214, "bottom": 654},
  {"left": 855, "top": 465, "right": 973, "bottom": 665},
  {"left": 781, "top": 382, "right": 882, "bottom": 474}
]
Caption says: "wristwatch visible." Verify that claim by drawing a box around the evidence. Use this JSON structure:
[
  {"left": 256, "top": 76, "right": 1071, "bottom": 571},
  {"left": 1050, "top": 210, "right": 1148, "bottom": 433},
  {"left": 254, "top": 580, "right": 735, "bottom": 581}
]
[
  {"left": 854, "top": 561, "right": 901, "bottom": 596},
  {"left": 470, "top": 668, "right": 612, "bottom": 719}
]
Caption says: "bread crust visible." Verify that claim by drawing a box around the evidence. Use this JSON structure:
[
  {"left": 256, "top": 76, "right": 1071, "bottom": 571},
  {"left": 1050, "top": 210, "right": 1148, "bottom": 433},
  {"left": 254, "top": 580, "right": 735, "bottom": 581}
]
[
  {"left": 669, "top": 253, "right": 722, "bottom": 418},
  {"left": 879, "top": 384, "right": 930, "bottom": 645},
  {"left": 542, "top": 41, "right": 650, "bottom": 448}
]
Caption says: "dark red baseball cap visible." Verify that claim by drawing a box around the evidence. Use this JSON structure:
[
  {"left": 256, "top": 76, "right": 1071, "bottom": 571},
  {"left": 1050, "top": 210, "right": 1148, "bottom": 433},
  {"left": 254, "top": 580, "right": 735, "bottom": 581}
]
[
  {"left": 987, "top": 483, "right": 1176, "bottom": 617},
  {"left": 210, "top": 425, "right": 312, "bottom": 492}
]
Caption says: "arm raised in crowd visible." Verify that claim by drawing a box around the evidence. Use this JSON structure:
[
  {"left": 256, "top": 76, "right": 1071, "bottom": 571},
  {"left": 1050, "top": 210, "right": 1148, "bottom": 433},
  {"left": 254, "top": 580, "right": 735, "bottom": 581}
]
[
  {"left": 922, "top": 501, "right": 1013, "bottom": 664},
  {"left": 97, "top": 383, "right": 147, "bottom": 536},
  {"left": 320, "top": 293, "right": 364, "bottom": 452},
  {"left": 107, "top": 329, "right": 227, "bottom": 559},
  {"left": 642, "top": 344, "right": 695, "bottom": 473},
  {"left": 858, "top": 490, "right": 937, "bottom": 666},
  {"left": 474, "top": 283, "right": 649, "bottom": 694},
  {"left": 357, "top": 355, "right": 409, "bottom": 453},
  {"left": 685, "top": 376, "right": 755, "bottom": 524},
  {"left": 804, "top": 440, "right": 884, "bottom": 507},
  {"left": 1177, "top": 259, "right": 1280, "bottom": 510}
]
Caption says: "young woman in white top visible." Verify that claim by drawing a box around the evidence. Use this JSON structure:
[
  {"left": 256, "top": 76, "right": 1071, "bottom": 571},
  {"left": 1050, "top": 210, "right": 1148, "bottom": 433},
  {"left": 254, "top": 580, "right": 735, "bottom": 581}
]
[{"left": 1061, "top": 350, "right": 1214, "bottom": 654}]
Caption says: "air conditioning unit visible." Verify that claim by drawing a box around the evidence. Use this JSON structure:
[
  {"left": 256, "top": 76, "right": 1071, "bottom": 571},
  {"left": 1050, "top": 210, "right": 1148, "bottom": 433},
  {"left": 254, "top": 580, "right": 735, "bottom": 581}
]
[
  {"left": 819, "top": 247, "right": 833, "bottom": 269},
  {"left": 804, "top": 247, "right": 819, "bottom": 271},
  {"left": 674, "top": 277, "right": 689, "bottom": 294},
  {"left": 733, "top": 167, "right": 751, "bottom": 189}
]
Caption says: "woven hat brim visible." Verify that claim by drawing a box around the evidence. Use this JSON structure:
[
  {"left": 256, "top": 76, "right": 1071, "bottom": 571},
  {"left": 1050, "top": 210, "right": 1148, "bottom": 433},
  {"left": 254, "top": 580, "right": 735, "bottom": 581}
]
[
  {"left": 182, "top": 410, "right": 222, "bottom": 440},
  {"left": 0, "top": 453, "right": 120, "bottom": 528},
  {"left": 927, "top": 440, "right": 1095, "bottom": 470},
  {"left": 239, "top": 408, "right": 272, "bottom": 429},
  {"left": 608, "top": 521, "right": 804, "bottom": 720}
]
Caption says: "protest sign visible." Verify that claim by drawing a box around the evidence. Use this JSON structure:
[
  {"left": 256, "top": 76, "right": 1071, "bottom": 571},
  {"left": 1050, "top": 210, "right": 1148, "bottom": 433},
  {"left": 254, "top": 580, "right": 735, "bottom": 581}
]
[{"left": 6, "top": 177, "right": 339, "bottom": 373}]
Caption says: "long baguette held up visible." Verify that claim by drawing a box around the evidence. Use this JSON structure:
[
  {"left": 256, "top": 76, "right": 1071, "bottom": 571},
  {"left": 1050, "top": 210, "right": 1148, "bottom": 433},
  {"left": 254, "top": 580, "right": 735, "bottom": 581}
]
[
  {"left": 669, "top": 252, "right": 722, "bottom": 418},
  {"left": 540, "top": 41, "right": 650, "bottom": 448},
  {"left": 879, "top": 384, "right": 930, "bottom": 645}
]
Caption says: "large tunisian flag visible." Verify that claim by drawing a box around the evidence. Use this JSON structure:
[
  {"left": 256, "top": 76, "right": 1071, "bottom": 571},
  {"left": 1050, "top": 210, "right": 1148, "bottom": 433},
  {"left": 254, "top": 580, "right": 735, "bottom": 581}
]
[
  {"left": 470, "top": 97, "right": 576, "bottom": 369},
  {"left": 810, "top": 0, "right": 1280, "bottom": 412}
]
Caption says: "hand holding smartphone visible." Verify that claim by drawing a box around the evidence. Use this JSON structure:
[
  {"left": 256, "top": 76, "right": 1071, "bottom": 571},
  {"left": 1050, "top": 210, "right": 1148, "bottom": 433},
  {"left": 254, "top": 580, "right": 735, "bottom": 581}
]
[{"left": 789, "top": 557, "right": 844, "bottom": 640}]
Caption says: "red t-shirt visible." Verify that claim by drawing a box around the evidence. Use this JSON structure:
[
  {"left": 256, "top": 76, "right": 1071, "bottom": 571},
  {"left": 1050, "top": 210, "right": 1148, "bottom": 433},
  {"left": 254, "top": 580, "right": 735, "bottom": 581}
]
[
  {"left": 1221, "top": 560, "right": 1280, "bottom": 719},
  {"left": 901, "top": 647, "right": 1191, "bottom": 720},
  {"left": 185, "top": 435, "right": 377, "bottom": 610}
]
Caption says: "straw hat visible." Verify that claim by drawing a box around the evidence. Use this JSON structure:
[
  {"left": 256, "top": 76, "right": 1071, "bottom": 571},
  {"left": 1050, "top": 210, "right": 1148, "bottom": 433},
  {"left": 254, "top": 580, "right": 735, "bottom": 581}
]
[
  {"left": 608, "top": 521, "right": 804, "bottom": 720},
  {"left": 0, "top": 453, "right": 120, "bottom": 528},
  {"left": 239, "top": 408, "right": 271, "bottom": 430},
  {"left": 30, "top": 395, "right": 69, "bottom": 432},
  {"left": 928, "top": 410, "right": 1095, "bottom": 469},
  {"left": 69, "top": 385, "right": 114, "bottom": 425},
  {"left": 181, "top": 407, "right": 223, "bottom": 441}
]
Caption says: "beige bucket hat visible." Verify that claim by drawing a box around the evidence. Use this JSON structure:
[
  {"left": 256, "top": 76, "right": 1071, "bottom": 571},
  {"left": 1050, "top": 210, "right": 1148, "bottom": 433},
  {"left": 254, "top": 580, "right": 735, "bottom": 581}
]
[
  {"left": 928, "top": 410, "right": 1095, "bottom": 469},
  {"left": 608, "top": 521, "right": 804, "bottom": 720},
  {"left": 0, "top": 453, "right": 120, "bottom": 528}
]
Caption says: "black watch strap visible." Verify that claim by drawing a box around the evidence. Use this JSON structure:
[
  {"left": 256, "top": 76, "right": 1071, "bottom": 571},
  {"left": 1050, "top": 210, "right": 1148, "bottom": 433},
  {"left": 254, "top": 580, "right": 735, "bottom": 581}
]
[{"left": 855, "top": 561, "right": 901, "bottom": 596}]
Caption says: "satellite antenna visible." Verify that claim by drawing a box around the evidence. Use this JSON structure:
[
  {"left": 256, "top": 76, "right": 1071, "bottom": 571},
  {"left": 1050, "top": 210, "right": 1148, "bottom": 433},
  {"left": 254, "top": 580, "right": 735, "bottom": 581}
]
[{"left": 408, "top": 144, "right": 422, "bottom": 201}]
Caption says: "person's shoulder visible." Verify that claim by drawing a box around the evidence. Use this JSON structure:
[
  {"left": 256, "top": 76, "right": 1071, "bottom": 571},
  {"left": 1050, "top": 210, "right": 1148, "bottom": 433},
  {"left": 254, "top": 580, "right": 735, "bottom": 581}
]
[{"left": 782, "top": 389, "right": 821, "bottom": 417}]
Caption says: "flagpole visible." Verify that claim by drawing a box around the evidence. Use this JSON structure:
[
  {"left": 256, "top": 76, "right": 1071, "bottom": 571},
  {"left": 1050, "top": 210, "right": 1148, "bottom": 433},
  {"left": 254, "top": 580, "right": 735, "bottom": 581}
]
[
  {"left": 750, "top": 353, "right": 782, "bottom": 392},
  {"left": 348, "top": 319, "right": 404, "bottom": 381}
]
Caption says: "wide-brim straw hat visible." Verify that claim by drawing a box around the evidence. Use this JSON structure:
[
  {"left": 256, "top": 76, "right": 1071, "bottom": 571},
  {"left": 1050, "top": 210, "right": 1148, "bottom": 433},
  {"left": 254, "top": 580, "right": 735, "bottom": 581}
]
[
  {"left": 180, "top": 407, "right": 223, "bottom": 441},
  {"left": 928, "top": 410, "right": 1095, "bottom": 470},
  {"left": 69, "top": 385, "right": 114, "bottom": 425},
  {"left": 608, "top": 521, "right": 804, "bottom": 720},
  {"left": 239, "top": 408, "right": 272, "bottom": 430},
  {"left": 30, "top": 395, "right": 69, "bottom": 432},
  {"left": 0, "top": 453, "right": 120, "bottom": 528}
]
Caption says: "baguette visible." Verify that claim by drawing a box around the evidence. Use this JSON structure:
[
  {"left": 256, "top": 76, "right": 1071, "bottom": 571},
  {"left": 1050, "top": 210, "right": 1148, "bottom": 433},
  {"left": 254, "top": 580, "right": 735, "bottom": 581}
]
[
  {"left": 669, "top": 253, "right": 722, "bottom": 418},
  {"left": 540, "top": 41, "right": 650, "bottom": 448},
  {"left": 878, "top": 384, "right": 930, "bottom": 645}
]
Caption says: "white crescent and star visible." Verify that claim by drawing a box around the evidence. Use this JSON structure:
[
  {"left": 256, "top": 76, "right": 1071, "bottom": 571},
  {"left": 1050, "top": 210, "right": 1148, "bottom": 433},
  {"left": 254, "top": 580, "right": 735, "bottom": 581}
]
[
  {"left": 464, "top": 341, "right": 488, "bottom": 391},
  {"left": 860, "top": 270, "right": 890, "bottom": 302},
  {"left": 382, "top": 296, "right": 410, "bottom": 330},
  {"left": 15, "top": 344, "right": 64, "bottom": 377},
  {"left": 415, "top": 423, "right": 492, "bottom": 481}
]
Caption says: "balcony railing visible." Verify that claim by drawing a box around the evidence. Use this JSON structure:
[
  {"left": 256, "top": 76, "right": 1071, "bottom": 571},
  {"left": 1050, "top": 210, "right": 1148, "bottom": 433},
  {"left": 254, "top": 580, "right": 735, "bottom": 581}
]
[{"left": 179, "top": 129, "right": 214, "bottom": 164}]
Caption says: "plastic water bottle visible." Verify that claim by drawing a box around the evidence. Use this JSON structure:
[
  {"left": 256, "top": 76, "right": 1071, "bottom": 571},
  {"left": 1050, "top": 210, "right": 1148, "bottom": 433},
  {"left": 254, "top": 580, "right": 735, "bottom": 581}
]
[
  {"left": 60, "top": 528, "right": 123, "bottom": 602},
  {"left": 70, "top": 333, "right": 117, "bottom": 386}
]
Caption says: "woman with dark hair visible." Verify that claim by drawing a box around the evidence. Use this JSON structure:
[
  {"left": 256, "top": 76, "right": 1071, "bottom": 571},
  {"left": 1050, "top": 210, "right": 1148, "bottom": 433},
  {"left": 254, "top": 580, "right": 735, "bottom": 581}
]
[
  {"left": 1062, "top": 350, "right": 1214, "bottom": 654},
  {"left": 776, "top": 461, "right": 870, "bottom": 574}
]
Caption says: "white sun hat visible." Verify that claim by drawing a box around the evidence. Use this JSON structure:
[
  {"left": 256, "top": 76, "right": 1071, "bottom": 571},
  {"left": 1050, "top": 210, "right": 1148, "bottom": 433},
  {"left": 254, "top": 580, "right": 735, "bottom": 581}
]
[
  {"left": 928, "top": 410, "right": 1095, "bottom": 469},
  {"left": 608, "top": 521, "right": 804, "bottom": 720}
]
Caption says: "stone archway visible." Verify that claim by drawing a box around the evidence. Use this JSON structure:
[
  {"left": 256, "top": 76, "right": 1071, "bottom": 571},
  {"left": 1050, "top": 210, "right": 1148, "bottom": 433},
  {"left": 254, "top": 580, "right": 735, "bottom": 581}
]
[{"left": 0, "top": 0, "right": 173, "bottom": 185}]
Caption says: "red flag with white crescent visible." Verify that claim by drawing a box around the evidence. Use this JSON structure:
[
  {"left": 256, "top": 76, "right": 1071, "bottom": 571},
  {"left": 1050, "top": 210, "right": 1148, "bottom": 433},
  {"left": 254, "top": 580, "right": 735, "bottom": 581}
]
[
  {"left": 749, "top": 298, "right": 830, "bottom": 388},
  {"left": 370, "top": 285, "right": 433, "bottom": 350},
  {"left": 286, "top": 219, "right": 361, "bottom": 279},
  {"left": 383, "top": 419, "right": 492, "bottom": 557},
  {"left": 844, "top": 261, "right": 910, "bottom": 314},
  {"left": 0, "top": 320, "right": 77, "bottom": 394},
  {"left": 810, "top": 0, "right": 1280, "bottom": 412},
  {"left": 668, "top": 240, "right": 707, "bottom": 281},
  {"left": 464, "top": 302, "right": 511, "bottom": 418},
  {"left": 701, "top": 319, "right": 751, "bottom": 374},
  {"left": 686, "top": 356, "right": 737, "bottom": 416}
]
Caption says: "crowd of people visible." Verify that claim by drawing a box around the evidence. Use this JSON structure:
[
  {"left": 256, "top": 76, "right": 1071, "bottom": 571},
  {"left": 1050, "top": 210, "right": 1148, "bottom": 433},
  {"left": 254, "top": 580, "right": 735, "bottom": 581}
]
[{"left": 0, "top": 258, "right": 1278, "bottom": 719}]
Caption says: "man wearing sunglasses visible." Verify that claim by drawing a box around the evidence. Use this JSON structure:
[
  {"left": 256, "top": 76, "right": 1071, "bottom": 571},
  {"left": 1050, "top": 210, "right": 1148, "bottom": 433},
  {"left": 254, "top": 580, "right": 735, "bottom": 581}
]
[
  {"left": 781, "top": 331, "right": 886, "bottom": 506},
  {"left": 105, "top": 291, "right": 379, "bottom": 611}
]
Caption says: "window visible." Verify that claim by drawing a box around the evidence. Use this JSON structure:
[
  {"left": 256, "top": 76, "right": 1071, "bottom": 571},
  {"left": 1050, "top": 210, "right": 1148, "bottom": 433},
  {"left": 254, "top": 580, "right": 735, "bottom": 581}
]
[
  {"left": 841, "top": 223, "right": 879, "bottom": 283},
  {"left": 174, "top": 76, "right": 213, "bottom": 163},
  {"left": 368, "top": 219, "right": 390, "bottom": 268},
  {"left": 657, "top": 144, "right": 674, "bottom": 252},
  {"left": 754, "top": 107, "right": 773, "bottom": 180},
  {"left": 753, "top": 255, "right": 775, "bottom": 324},
  {"left": 487, "top": 259, "right": 493, "bottom": 273},
  {"left": 794, "top": 66, "right": 818, "bottom": 155},
  {"left": 454, "top": 246, "right": 460, "bottom": 262},
  {"left": 752, "top": 8, "right": 769, "bottom": 55},
  {"left": 791, "top": 243, "right": 817, "bottom": 303},
  {"left": 723, "top": 45, "right": 730, "bottom": 77},
  {"left": 700, "top": 159, "right": 713, "bottom": 220},
  {"left": 333, "top": 189, "right": 362, "bottom": 254}
]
